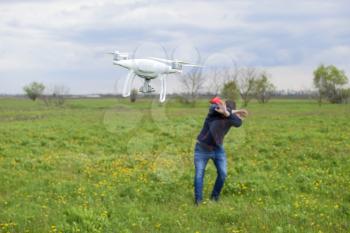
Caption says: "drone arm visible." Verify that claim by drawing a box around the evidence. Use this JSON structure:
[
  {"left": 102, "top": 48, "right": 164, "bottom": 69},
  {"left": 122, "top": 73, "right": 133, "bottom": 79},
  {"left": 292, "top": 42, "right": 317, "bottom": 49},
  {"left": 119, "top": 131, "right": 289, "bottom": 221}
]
[{"left": 122, "top": 71, "right": 136, "bottom": 97}]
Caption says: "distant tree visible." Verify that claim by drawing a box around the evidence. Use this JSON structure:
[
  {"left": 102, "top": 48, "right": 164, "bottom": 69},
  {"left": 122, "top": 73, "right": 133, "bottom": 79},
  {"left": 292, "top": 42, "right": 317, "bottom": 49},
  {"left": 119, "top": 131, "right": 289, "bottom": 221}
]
[
  {"left": 255, "top": 73, "right": 276, "bottom": 103},
  {"left": 223, "top": 63, "right": 240, "bottom": 83},
  {"left": 208, "top": 67, "right": 224, "bottom": 96},
  {"left": 52, "top": 85, "right": 70, "bottom": 106},
  {"left": 339, "top": 88, "right": 350, "bottom": 104},
  {"left": 130, "top": 88, "right": 138, "bottom": 102},
  {"left": 313, "top": 64, "right": 348, "bottom": 104},
  {"left": 23, "top": 82, "right": 45, "bottom": 101},
  {"left": 180, "top": 68, "right": 206, "bottom": 105},
  {"left": 42, "top": 85, "right": 69, "bottom": 106},
  {"left": 207, "top": 63, "right": 240, "bottom": 97},
  {"left": 221, "top": 80, "right": 240, "bottom": 101},
  {"left": 238, "top": 67, "right": 258, "bottom": 106}
]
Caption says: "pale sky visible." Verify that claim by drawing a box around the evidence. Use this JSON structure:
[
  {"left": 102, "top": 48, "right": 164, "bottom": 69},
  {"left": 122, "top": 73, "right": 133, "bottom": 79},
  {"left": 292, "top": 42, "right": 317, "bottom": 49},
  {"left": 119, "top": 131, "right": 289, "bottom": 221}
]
[{"left": 0, "top": 0, "right": 349, "bottom": 94}]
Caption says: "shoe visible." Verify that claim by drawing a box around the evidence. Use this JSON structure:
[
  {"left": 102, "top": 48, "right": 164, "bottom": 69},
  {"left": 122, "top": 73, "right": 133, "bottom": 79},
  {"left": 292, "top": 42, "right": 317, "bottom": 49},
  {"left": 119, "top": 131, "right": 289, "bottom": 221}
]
[
  {"left": 194, "top": 199, "right": 201, "bottom": 206},
  {"left": 210, "top": 195, "right": 219, "bottom": 202}
]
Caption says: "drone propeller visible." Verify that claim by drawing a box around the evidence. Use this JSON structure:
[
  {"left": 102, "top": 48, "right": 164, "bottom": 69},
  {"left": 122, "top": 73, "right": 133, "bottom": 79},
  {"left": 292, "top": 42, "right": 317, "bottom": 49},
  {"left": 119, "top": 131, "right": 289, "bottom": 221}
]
[
  {"left": 106, "top": 50, "right": 119, "bottom": 55},
  {"left": 106, "top": 51, "right": 129, "bottom": 56},
  {"left": 107, "top": 51, "right": 129, "bottom": 61}
]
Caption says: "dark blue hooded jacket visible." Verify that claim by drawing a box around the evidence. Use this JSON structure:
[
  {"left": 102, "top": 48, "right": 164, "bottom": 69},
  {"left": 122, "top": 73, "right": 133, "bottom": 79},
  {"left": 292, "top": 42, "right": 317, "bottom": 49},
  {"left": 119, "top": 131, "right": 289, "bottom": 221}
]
[{"left": 197, "top": 104, "right": 242, "bottom": 147}]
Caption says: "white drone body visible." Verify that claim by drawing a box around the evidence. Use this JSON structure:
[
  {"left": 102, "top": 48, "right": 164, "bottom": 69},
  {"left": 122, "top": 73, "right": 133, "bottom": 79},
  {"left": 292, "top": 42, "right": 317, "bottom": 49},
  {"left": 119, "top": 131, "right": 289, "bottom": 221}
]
[{"left": 110, "top": 51, "right": 201, "bottom": 102}]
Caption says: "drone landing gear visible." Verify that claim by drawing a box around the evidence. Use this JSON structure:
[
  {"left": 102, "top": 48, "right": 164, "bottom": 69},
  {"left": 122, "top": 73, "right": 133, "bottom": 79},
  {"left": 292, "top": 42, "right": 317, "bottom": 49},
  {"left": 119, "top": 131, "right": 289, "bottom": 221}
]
[{"left": 139, "top": 79, "right": 155, "bottom": 93}]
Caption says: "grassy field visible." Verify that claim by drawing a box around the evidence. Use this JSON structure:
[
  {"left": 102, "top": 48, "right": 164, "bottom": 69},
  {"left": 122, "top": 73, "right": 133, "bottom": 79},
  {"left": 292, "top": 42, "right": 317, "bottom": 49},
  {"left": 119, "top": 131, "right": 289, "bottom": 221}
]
[{"left": 0, "top": 97, "right": 349, "bottom": 233}]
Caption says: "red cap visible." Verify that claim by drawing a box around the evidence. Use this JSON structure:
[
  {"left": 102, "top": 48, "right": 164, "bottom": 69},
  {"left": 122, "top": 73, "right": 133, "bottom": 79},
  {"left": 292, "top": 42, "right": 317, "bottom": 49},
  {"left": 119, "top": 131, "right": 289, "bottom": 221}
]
[{"left": 210, "top": 97, "right": 223, "bottom": 105}]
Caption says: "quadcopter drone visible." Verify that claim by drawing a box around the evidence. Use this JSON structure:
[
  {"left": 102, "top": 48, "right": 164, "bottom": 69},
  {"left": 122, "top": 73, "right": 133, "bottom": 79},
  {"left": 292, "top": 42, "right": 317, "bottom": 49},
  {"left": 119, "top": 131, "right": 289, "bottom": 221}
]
[{"left": 109, "top": 51, "right": 202, "bottom": 102}]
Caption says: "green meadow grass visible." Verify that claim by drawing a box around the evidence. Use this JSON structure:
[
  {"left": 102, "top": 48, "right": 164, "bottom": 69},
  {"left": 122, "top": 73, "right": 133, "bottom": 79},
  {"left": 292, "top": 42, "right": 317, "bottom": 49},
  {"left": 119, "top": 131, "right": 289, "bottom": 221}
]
[{"left": 0, "top": 97, "right": 349, "bottom": 233}]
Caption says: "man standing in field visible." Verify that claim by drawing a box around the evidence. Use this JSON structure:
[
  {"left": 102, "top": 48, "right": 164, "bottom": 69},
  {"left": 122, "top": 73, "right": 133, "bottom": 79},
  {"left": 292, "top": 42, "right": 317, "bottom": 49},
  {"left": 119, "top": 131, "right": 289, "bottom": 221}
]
[{"left": 194, "top": 97, "right": 248, "bottom": 205}]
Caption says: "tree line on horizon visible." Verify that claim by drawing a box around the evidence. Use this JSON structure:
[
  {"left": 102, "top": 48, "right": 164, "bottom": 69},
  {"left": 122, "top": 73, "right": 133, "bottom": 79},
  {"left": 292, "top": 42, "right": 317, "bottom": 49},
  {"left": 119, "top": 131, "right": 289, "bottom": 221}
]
[
  {"left": 22, "top": 64, "right": 349, "bottom": 106},
  {"left": 178, "top": 64, "right": 350, "bottom": 106}
]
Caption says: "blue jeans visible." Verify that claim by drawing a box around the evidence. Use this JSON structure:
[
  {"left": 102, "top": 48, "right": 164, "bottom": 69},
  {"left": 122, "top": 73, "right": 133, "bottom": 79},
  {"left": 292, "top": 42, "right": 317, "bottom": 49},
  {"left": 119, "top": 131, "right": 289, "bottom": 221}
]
[{"left": 194, "top": 142, "right": 227, "bottom": 202}]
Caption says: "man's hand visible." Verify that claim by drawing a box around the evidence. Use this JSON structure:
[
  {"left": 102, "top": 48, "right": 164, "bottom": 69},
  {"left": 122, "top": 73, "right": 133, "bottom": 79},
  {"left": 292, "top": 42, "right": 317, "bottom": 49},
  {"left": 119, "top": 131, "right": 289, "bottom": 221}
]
[
  {"left": 215, "top": 101, "right": 230, "bottom": 117},
  {"left": 232, "top": 109, "right": 249, "bottom": 119}
]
